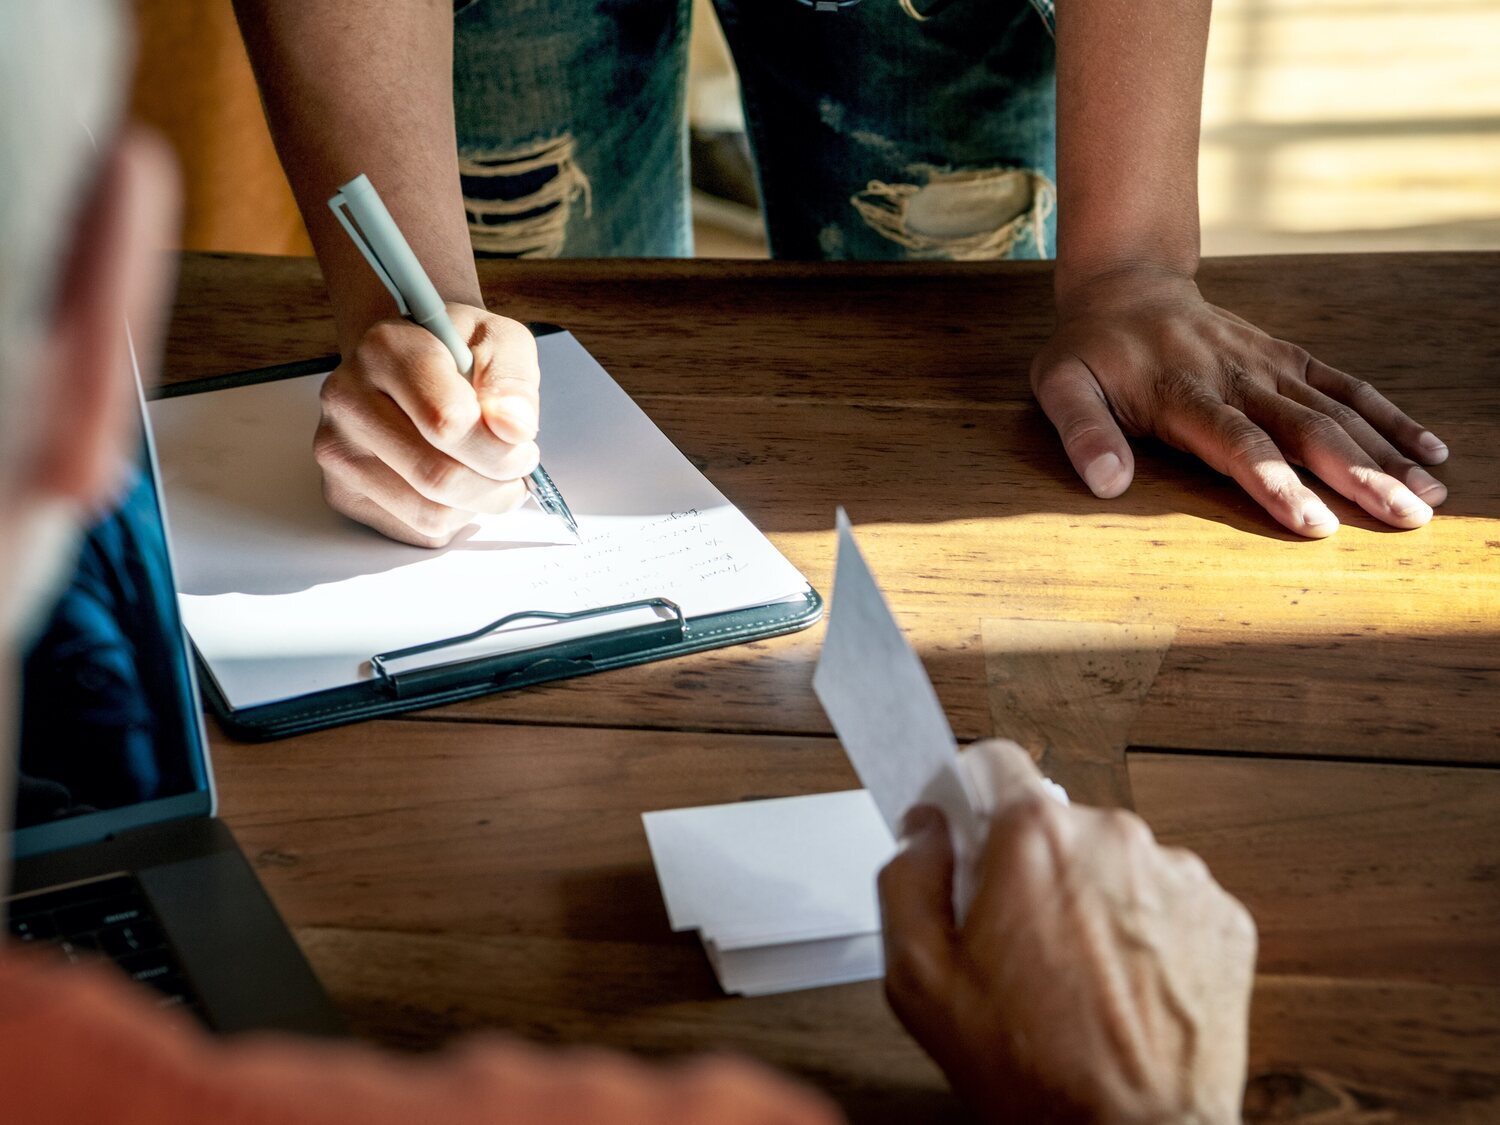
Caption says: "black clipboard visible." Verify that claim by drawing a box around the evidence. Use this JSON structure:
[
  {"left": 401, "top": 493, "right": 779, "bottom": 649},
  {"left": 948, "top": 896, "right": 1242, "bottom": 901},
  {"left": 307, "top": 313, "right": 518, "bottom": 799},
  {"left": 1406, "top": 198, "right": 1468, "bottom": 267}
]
[{"left": 152, "top": 324, "right": 823, "bottom": 741}]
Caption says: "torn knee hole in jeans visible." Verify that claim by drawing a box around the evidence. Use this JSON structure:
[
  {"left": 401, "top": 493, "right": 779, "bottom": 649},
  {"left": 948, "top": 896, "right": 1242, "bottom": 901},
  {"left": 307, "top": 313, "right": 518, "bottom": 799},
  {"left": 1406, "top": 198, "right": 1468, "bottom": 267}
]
[
  {"left": 852, "top": 166, "right": 1056, "bottom": 259},
  {"left": 460, "top": 135, "right": 592, "bottom": 258}
]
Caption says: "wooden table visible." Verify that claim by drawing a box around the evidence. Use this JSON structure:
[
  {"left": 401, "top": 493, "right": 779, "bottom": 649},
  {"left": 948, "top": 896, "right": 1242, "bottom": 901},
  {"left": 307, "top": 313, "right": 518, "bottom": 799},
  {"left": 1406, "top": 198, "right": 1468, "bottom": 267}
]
[{"left": 165, "top": 253, "right": 1500, "bottom": 1123}]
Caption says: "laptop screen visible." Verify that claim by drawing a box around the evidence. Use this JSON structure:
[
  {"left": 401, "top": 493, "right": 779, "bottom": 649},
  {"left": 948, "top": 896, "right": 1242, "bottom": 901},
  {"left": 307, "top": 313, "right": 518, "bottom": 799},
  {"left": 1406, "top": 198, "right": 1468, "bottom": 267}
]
[{"left": 12, "top": 396, "right": 211, "bottom": 857}]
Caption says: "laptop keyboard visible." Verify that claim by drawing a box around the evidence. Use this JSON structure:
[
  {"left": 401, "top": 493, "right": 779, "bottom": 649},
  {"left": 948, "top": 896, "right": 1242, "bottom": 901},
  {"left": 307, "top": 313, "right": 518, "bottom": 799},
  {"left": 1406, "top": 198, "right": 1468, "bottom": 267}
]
[{"left": 6, "top": 873, "right": 208, "bottom": 1025}]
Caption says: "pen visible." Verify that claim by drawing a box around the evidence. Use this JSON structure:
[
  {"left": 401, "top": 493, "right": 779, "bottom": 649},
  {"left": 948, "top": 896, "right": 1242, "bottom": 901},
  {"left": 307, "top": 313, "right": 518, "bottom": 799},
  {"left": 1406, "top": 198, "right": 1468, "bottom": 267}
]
[{"left": 328, "top": 173, "right": 580, "bottom": 540}]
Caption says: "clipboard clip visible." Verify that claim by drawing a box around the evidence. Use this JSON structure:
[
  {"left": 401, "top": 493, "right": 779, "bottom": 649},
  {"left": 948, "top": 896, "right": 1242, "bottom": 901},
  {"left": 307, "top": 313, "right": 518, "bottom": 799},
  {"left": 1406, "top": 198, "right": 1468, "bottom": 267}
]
[{"left": 369, "top": 597, "right": 687, "bottom": 697}]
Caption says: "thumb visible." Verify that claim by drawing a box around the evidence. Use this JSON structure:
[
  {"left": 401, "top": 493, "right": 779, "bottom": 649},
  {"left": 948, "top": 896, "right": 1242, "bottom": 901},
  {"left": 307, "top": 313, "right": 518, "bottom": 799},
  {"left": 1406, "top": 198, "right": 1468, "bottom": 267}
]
[
  {"left": 461, "top": 307, "right": 541, "bottom": 444},
  {"left": 1031, "top": 354, "right": 1134, "bottom": 499},
  {"left": 878, "top": 806, "right": 959, "bottom": 1006}
]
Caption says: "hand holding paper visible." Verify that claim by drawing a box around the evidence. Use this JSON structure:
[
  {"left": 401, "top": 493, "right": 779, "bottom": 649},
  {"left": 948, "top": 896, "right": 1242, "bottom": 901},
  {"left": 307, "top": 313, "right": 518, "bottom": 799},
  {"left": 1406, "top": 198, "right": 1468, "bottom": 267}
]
[
  {"left": 880, "top": 741, "right": 1258, "bottom": 1125},
  {"left": 643, "top": 510, "right": 1073, "bottom": 995},
  {"left": 640, "top": 510, "right": 1257, "bottom": 1122}
]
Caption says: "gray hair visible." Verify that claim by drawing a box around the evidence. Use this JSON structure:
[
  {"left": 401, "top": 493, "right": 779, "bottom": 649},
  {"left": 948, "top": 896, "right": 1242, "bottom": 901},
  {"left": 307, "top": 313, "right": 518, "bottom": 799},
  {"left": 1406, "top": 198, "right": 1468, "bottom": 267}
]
[{"left": 0, "top": 3, "right": 126, "bottom": 481}]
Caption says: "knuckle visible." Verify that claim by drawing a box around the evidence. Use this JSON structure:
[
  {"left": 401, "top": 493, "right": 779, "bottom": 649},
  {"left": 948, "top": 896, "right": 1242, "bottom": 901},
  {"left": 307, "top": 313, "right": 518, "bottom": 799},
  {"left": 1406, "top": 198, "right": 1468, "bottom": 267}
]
[
  {"left": 1321, "top": 401, "right": 1364, "bottom": 431},
  {"left": 1294, "top": 413, "right": 1344, "bottom": 451},
  {"left": 1059, "top": 416, "right": 1110, "bottom": 450},
  {"left": 358, "top": 319, "right": 407, "bottom": 359},
  {"left": 412, "top": 454, "right": 462, "bottom": 499},
  {"left": 1219, "top": 423, "right": 1270, "bottom": 469},
  {"left": 1218, "top": 361, "right": 1262, "bottom": 406},
  {"left": 1020, "top": 789, "right": 1066, "bottom": 829},
  {"left": 1258, "top": 472, "right": 1307, "bottom": 508},
  {"left": 997, "top": 791, "right": 1061, "bottom": 839},
  {"left": 1103, "top": 807, "right": 1155, "bottom": 849},
  {"left": 1384, "top": 455, "right": 1421, "bottom": 478},
  {"left": 991, "top": 792, "right": 1071, "bottom": 864},
  {"left": 1181, "top": 852, "right": 1211, "bottom": 883},
  {"left": 311, "top": 424, "right": 349, "bottom": 470},
  {"left": 411, "top": 501, "right": 450, "bottom": 540},
  {"left": 405, "top": 500, "right": 461, "bottom": 543},
  {"left": 1156, "top": 320, "right": 1199, "bottom": 356},
  {"left": 1215, "top": 891, "right": 1259, "bottom": 947},
  {"left": 1165, "top": 846, "right": 1211, "bottom": 883},
  {"left": 1280, "top": 342, "right": 1312, "bottom": 374},
  {"left": 1152, "top": 367, "right": 1207, "bottom": 412},
  {"left": 1229, "top": 898, "right": 1259, "bottom": 945},
  {"left": 318, "top": 373, "right": 354, "bottom": 418},
  {"left": 319, "top": 473, "right": 353, "bottom": 515},
  {"left": 419, "top": 398, "right": 478, "bottom": 445}
]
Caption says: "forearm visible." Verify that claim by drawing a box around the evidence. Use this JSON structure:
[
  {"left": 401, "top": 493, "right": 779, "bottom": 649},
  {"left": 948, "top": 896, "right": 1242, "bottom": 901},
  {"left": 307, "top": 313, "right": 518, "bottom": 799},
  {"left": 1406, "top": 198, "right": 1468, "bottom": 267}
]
[
  {"left": 3, "top": 955, "right": 842, "bottom": 1125},
  {"left": 1053, "top": 0, "right": 1212, "bottom": 299},
  {"left": 232, "top": 0, "right": 479, "bottom": 353}
]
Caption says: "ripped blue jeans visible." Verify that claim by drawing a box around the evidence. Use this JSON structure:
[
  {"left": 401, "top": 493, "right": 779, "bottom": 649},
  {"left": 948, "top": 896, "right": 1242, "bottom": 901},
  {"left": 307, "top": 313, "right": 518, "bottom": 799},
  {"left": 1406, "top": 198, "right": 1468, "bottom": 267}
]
[{"left": 452, "top": 0, "right": 1056, "bottom": 260}]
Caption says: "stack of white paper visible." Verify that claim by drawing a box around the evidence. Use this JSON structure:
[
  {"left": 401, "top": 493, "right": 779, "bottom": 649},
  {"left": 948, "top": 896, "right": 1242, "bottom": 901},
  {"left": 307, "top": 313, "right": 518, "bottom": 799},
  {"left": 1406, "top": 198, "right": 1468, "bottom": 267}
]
[{"left": 642, "top": 790, "right": 895, "bottom": 996}]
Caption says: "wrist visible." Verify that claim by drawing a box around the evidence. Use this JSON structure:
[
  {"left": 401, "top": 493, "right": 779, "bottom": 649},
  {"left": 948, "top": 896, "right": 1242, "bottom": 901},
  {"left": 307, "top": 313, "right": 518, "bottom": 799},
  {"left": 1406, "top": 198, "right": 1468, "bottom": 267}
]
[
  {"left": 311, "top": 221, "right": 483, "bottom": 358},
  {"left": 1050, "top": 260, "right": 1203, "bottom": 325},
  {"left": 331, "top": 282, "right": 486, "bottom": 359},
  {"left": 1053, "top": 253, "right": 1199, "bottom": 313}
]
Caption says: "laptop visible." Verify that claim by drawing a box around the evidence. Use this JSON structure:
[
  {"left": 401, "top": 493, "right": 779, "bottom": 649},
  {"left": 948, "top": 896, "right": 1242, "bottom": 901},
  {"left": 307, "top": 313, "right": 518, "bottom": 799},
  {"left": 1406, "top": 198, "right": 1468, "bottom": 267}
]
[{"left": 4, "top": 373, "right": 343, "bottom": 1036}]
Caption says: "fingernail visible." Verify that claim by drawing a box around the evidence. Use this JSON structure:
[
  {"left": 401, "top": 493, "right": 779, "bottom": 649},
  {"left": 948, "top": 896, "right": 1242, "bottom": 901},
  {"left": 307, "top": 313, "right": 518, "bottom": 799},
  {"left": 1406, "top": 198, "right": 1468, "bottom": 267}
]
[
  {"left": 900, "top": 805, "right": 943, "bottom": 840},
  {"left": 1300, "top": 500, "right": 1339, "bottom": 535},
  {"left": 1417, "top": 432, "right": 1448, "bottom": 462},
  {"left": 1390, "top": 486, "right": 1431, "bottom": 522},
  {"left": 1405, "top": 467, "right": 1447, "bottom": 506},
  {"left": 1082, "top": 452, "right": 1128, "bottom": 498},
  {"left": 483, "top": 394, "right": 538, "bottom": 440}
]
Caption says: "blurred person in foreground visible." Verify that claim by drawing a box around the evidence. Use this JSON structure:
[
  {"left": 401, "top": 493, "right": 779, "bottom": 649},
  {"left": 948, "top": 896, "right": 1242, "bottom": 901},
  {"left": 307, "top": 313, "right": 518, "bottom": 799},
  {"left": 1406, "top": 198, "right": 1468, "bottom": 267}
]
[{"left": 0, "top": 8, "right": 1256, "bottom": 1122}]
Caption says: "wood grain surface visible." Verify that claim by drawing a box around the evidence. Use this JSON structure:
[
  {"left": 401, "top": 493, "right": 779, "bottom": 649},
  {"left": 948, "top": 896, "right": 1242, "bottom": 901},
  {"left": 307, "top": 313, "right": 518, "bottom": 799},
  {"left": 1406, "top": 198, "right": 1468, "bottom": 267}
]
[
  {"left": 173, "top": 253, "right": 1500, "bottom": 1123},
  {"left": 982, "top": 618, "right": 1177, "bottom": 806}
]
